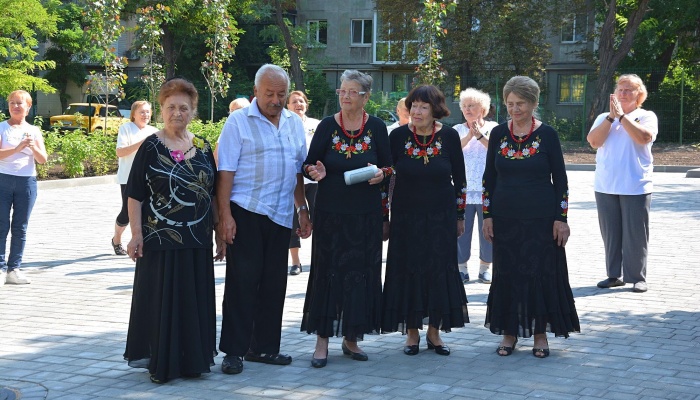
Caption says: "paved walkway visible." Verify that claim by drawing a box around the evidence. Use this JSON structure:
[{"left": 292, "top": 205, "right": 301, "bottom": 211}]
[{"left": 1, "top": 170, "right": 699, "bottom": 399}]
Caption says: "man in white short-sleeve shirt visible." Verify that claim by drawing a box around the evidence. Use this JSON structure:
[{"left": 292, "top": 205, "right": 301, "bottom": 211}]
[{"left": 216, "top": 64, "right": 311, "bottom": 375}]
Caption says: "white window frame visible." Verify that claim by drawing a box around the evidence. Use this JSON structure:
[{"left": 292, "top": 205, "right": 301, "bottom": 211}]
[
  {"left": 351, "top": 19, "right": 373, "bottom": 46},
  {"left": 307, "top": 20, "right": 327, "bottom": 47},
  {"left": 372, "top": 12, "right": 419, "bottom": 64},
  {"left": 561, "top": 14, "right": 588, "bottom": 43}
]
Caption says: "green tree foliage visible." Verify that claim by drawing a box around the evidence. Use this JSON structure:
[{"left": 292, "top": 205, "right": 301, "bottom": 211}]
[
  {"left": 0, "top": 0, "right": 58, "bottom": 95},
  {"left": 376, "top": 0, "right": 586, "bottom": 92},
  {"left": 587, "top": 0, "right": 652, "bottom": 122},
  {"left": 43, "top": 1, "right": 90, "bottom": 110}
]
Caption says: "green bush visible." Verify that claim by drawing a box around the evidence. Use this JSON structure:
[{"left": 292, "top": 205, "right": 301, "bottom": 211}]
[
  {"left": 60, "top": 130, "right": 91, "bottom": 177},
  {"left": 188, "top": 119, "right": 225, "bottom": 145}
]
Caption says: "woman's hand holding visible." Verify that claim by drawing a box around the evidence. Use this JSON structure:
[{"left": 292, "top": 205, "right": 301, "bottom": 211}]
[
  {"left": 127, "top": 234, "right": 144, "bottom": 262},
  {"left": 307, "top": 161, "right": 326, "bottom": 181},
  {"left": 482, "top": 218, "right": 494, "bottom": 243},
  {"left": 457, "top": 219, "right": 465, "bottom": 237},
  {"left": 214, "top": 230, "right": 227, "bottom": 261},
  {"left": 297, "top": 211, "right": 312, "bottom": 239},
  {"left": 368, "top": 163, "right": 384, "bottom": 185},
  {"left": 553, "top": 221, "right": 570, "bottom": 247}
]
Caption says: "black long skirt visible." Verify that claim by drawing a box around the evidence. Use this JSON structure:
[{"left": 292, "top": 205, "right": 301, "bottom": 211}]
[
  {"left": 124, "top": 248, "right": 217, "bottom": 382},
  {"left": 382, "top": 209, "right": 469, "bottom": 333},
  {"left": 300, "top": 209, "right": 383, "bottom": 340},
  {"left": 484, "top": 216, "right": 580, "bottom": 338}
]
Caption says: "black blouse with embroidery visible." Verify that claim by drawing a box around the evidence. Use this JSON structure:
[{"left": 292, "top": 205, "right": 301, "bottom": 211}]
[
  {"left": 302, "top": 115, "right": 393, "bottom": 216},
  {"left": 482, "top": 123, "right": 569, "bottom": 222},
  {"left": 388, "top": 124, "right": 467, "bottom": 218}
]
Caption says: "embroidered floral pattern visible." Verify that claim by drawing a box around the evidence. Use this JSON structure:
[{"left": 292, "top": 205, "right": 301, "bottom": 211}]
[
  {"left": 332, "top": 129, "right": 372, "bottom": 158},
  {"left": 482, "top": 183, "right": 491, "bottom": 215},
  {"left": 498, "top": 135, "right": 541, "bottom": 160},
  {"left": 404, "top": 137, "right": 443, "bottom": 163},
  {"left": 560, "top": 190, "right": 569, "bottom": 218},
  {"left": 456, "top": 184, "right": 467, "bottom": 214},
  {"left": 381, "top": 166, "right": 396, "bottom": 179}
]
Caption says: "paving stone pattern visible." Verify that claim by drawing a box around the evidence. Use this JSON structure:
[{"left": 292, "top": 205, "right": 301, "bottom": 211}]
[{"left": 0, "top": 171, "right": 699, "bottom": 399}]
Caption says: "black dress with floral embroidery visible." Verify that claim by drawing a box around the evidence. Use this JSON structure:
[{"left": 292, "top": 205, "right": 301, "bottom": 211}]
[
  {"left": 300, "top": 115, "right": 393, "bottom": 340},
  {"left": 381, "top": 124, "right": 469, "bottom": 334},
  {"left": 482, "top": 122, "right": 580, "bottom": 338},
  {"left": 124, "top": 134, "right": 218, "bottom": 382}
]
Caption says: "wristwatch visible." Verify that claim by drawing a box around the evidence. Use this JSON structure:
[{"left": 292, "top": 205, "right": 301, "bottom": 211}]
[
  {"left": 619, "top": 114, "right": 626, "bottom": 122},
  {"left": 475, "top": 134, "right": 484, "bottom": 140},
  {"left": 605, "top": 115, "right": 615, "bottom": 123},
  {"left": 297, "top": 205, "right": 309, "bottom": 214}
]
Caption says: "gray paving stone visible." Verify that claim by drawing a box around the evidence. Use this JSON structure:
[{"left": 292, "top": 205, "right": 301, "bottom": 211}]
[{"left": 0, "top": 170, "right": 697, "bottom": 399}]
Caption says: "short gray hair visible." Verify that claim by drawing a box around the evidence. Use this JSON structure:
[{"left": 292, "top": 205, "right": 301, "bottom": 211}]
[
  {"left": 255, "top": 64, "right": 290, "bottom": 91},
  {"left": 503, "top": 76, "right": 540, "bottom": 106},
  {"left": 459, "top": 88, "right": 491, "bottom": 118},
  {"left": 340, "top": 70, "right": 373, "bottom": 94}
]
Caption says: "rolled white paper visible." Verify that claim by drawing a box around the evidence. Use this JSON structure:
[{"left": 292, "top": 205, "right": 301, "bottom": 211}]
[{"left": 344, "top": 165, "right": 379, "bottom": 185}]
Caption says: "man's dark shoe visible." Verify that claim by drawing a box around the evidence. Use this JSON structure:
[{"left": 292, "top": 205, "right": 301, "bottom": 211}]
[
  {"left": 221, "top": 355, "right": 243, "bottom": 374},
  {"left": 244, "top": 351, "right": 292, "bottom": 365},
  {"left": 597, "top": 278, "right": 625, "bottom": 288}
]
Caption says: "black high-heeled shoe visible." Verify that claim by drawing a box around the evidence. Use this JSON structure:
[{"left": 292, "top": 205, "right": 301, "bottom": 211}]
[
  {"left": 426, "top": 337, "right": 450, "bottom": 356},
  {"left": 311, "top": 349, "right": 328, "bottom": 368},
  {"left": 342, "top": 340, "right": 368, "bottom": 361},
  {"left": 403, "top": 335, "right": 420, "bottom": 356},
  {"left": 496, "top": 336, "right": 518, "bottom": 356},
  {"left": 532, "top": 337, "right": 550, "bottom": 358}
]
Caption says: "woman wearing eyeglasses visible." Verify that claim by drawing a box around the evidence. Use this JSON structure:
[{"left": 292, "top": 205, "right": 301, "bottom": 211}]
[
  {"left": 300, "top": 70, "right": 393, "bottom": 368},
  {"left": 112, "top": 101, "right": 158, "bottom": 255}
]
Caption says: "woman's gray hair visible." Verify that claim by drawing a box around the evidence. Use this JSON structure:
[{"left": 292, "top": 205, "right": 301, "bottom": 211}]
[
  {"left": 340, "top": 70, "right": 373, "bottom": 94},
  {"left": 255, "top": 64, "right": 290, "bottom": 91},
  {"left": 459, "top": 88, "right": 491, "bottom": 118},
  {"left": 503, "top": 76, "right": 540, "bottom": 106}
]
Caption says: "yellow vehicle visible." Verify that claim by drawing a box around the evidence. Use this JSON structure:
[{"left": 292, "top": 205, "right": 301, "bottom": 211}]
[{"left": 50, "top": 103, "right": 126, "bottom": 133}]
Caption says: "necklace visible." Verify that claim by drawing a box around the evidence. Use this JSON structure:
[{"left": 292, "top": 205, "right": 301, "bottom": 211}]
[
  {"left": 412, "top": 121, "right": 437, "bottom": 165},
  {"left": 339, "top": 110, "right": 367, "bottom": 139},
  {"left": 509, "top": 116, "right": 536, "bottom": 145}
]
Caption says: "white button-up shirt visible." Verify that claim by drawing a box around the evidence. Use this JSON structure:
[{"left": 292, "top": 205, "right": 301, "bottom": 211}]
[{"left": 217, "top": 98, "right": 307, "bottom": 228}]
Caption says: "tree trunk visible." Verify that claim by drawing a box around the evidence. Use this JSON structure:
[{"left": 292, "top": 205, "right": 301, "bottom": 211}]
[
  {"left": 274, "top": 0, "right": 305, "bottom": 91},
  {"left": 589, "top": 0, "right": 652, "bottom": 126},
  {"left": 162, "top": 24, "right": 177, "bottom": 80}
]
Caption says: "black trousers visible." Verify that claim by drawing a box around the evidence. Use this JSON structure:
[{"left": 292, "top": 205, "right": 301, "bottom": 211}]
[{"left": 219, "top": 203, "right": 291, "bottom": 356}]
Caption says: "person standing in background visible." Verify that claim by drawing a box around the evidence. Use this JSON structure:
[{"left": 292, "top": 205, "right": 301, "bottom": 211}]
[
  {"left": 0, "top": 90, "right": 47, "bottom": 287},
  {"left": 588, "top": 74, "right": 657, "bottom": 293},
  {"left": 112, "top": 101, "right": 158, "bottom": 255},
  {"left": 286, "top": 90, "right": 320, "bottom": 276},
  {"left": 454, "top": 88, "right": 497, "bottom": 284}
]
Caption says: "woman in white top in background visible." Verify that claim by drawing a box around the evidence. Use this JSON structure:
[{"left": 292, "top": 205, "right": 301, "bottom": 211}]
[
  {"left": 0, "top": 90, "right": 47, "bottom": 286},
  {"left": 453, "top": 88, "right": 498, "bottom": 284},
  {"left": 112, "top": 101, "right": 158, "bottom": 255},
  {"left": 588, "top": 74, "right": 657, "bottom": 293},
  {"left": 286, "top": 90, "right": 320, "bottom": 275}
]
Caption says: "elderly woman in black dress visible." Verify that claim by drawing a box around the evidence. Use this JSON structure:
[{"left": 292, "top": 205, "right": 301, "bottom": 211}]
[
  {"left": 482, "top": 76, "right": 579, "bottom": 358},
  {"left": 124, "top": 78, "right": 224, "bottom": 383},
  {"left": 381, "top": 85, "right": 469, "bottom": 356},
  {"left": 301, "top": 70, "right": 393, "bottom": 368}
]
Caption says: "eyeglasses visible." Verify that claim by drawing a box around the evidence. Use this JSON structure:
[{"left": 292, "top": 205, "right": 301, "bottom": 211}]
[
  {"left": 8, "top": 101, "right": 26, "bottom": 106},
  {"left": 336, "top": 89, "right": 366, "bottom": 98},
  {"left": 616, "top": 88, "right": 638, "bottom": 95},
  {"left": 138, "top": 111, "right": 151, "bottom": 115}
]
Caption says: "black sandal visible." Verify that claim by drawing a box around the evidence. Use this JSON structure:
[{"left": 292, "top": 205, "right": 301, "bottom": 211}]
[
  {"left": 532, "top": 336, "right": 550, "bottom": 358},
  {"left": 496, "top": 337, "right": 518, "bottom": 356},
  {"left": 112, "top": 238, "right": 127, "bottom": 255}
]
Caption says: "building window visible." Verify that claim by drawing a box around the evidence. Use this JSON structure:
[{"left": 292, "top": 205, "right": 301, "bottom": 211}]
[
  {"left": 374, "top": 13, "right": 418, "bottom": 63},
  {"left": 351, "top": 19, "right": 373, "bottom": 45},
  {"left": 308, "top": 20, "right": 327, "bottom": 46},
  {"left": 561, "top": 14, "right": 588, "bottom": 43},
  {"left": 558, "top": 74, "right": 586, "bottom": 104}
]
